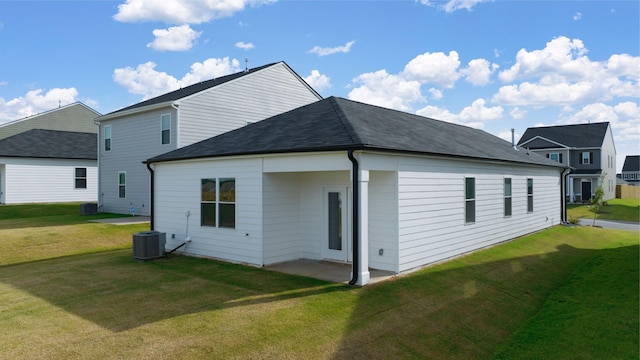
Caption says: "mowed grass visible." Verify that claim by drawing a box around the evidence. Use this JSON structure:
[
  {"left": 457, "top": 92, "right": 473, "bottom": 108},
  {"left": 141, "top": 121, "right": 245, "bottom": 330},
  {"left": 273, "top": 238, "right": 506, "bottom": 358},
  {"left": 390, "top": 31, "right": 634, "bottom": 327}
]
[
  {"left": 0, "top": 205, "right": 637, "bottom": 359},
  {"left": 567, "top": 198, "right": 640, "bottom": 223}
]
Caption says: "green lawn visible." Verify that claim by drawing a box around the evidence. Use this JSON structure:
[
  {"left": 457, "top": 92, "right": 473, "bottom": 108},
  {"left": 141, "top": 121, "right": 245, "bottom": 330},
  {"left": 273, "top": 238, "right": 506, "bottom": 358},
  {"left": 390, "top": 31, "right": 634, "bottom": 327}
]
[
  {"left": 567, "top": 198, "right": 640, "bottom": 223},
  {"left": 0, "top": 204, "right": 637, "bottom": 359}
]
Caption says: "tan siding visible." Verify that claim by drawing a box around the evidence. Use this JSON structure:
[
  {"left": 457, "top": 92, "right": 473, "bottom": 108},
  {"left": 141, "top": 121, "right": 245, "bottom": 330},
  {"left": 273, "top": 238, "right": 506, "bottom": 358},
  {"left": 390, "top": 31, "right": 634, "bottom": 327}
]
[{"left": 0, "top": 103, "right": 99, "bottom": 140}]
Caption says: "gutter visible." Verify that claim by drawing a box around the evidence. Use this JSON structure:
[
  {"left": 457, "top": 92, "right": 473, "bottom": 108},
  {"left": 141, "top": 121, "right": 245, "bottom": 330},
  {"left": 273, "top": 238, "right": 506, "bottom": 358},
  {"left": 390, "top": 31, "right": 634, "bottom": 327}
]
[
  {"left": 347, "top": 150, "right": 359, "bottom": 286},
  {"left": 146, "top": 162, "right": 155, "bottom": 230}
]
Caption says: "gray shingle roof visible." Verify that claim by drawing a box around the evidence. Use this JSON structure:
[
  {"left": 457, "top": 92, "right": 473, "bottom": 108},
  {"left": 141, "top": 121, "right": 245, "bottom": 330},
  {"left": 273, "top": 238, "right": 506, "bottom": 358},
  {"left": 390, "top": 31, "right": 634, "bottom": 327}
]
[
  {"left": 622, "top": 155, "right": 640, "bottom": 172},
  {"left": 0, "top": 129, "right": 96, "bottom": 160},
  {"left": 148, "top": 97, "right": 563, "bottom": 169},
  {"left": 518, "top": 122, "right": 609, "bottom": 148}
]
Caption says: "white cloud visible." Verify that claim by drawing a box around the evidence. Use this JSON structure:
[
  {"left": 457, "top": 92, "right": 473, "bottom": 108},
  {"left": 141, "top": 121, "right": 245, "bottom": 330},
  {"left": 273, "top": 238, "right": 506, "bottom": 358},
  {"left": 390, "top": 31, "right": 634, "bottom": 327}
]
[
  {"left": 147, "top": 24, "right": 201, "bottom": 51},
  {"left": 509, "top": 107, "right": 526, "bottom": 119},
  {"left": 402, "top": 51, "right": 461, "bottom": 88},
  {"left": 560, "top": 102, "right": 640, "bottom": 142},
  {"left": 348, "top": 70, "right": 424, "bottom": 112},
  {"left": 235, "top": 41, "right": 255, "bottom": 50},
  {"left": 114, "top": 0, "right": 276, "bottom": 24},
  {"left": 416, "top": 98, "right": 502, "bottom": 129},
  {"left": 303, "top": 70, "right": 331, "bottom": 92},
  {"left": 573, "top": 12, "right": 582, "bottom": 21},
  {"left": 0, "top": 88, "right": 78, "bottom": 123},
  {"left": 428, "top": 88, "right": 443, "bottom": 100},
  {"left": 418, "top": 0, "right": 493, "bottom": 13},
  {"left": 113, "top": 57, "right": 242, "bottom": 100},
  {"left": 461, "top": 58, "right": 499, "bottom": 86},
  {"left": 308, "top": 40, "right": 355, "bottom": 57},
  {"left": 493, "top": 36, "right": 640, "bottom": 106}
]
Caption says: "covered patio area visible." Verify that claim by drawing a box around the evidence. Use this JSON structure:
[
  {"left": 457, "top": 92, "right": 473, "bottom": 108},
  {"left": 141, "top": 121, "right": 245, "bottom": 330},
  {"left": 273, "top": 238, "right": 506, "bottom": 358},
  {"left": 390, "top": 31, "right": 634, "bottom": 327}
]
[{"left": 266, "top": 259, "right": 396, "bottom": 284}]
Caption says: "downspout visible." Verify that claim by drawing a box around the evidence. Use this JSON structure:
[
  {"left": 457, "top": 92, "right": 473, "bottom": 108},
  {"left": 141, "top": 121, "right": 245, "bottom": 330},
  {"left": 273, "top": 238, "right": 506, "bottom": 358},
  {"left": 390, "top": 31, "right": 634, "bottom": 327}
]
[
  {"left": 347, "top": 150, "right": 359, "bottom": 286},
  {"left": 93, "top": 117, "right": 101, "bottom": 211},
  {"left": 561, "top": 167, "right": 570, "bottom": 223},
  {"left": 146, "top": 162, "right": 155, "bottom": 230}
]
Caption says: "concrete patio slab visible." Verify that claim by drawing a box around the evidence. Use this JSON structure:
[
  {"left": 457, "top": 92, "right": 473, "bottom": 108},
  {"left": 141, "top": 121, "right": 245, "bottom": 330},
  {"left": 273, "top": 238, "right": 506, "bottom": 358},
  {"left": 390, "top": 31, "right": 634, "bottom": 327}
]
[
  {"left": 266, "top": 259, "right": 396, "bottom": 285},
  {"left": 88, "top": 216, "right": 150, "bottom": 225}
]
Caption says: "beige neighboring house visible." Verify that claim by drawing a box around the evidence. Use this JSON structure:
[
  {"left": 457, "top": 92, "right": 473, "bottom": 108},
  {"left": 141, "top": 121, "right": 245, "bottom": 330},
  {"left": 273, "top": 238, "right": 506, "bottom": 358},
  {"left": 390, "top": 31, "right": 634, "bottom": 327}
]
[{"left": 0, "top": 102, "right": 100, "bottom": 140}]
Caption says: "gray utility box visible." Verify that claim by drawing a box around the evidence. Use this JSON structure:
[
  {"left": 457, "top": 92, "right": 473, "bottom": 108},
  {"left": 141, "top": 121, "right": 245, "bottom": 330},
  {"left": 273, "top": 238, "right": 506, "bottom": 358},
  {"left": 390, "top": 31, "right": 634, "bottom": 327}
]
[
  {"left": 132, "top": 231, "right": 166, "bottom": 260},
  {"left": 80, "top": 203, "right": 97, "bottom": 215}
]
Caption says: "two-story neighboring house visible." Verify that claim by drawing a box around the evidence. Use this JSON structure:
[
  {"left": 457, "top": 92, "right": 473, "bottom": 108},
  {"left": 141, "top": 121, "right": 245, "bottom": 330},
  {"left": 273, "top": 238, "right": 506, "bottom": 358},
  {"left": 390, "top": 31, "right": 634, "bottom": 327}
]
[
  {"left": 620, "top": 155, "right": 640, "bottom": 185},
  {"left": 94, "top": 61, "right": 322, "bottom": 215},
  {"left": 518, "top": 122, "right": 616, "bottom": 203}
]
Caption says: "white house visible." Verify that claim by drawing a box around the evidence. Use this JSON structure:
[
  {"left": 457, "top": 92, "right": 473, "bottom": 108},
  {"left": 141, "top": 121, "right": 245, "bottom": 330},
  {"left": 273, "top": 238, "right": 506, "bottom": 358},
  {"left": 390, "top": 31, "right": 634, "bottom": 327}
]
[
  {"left": 146, "top": 97, "right": 568, "bottom": 286},
  {"left": 95, "top": 62, "right": 322, "bottom": 216},
  {"left": 0, "top": 129, "right": 97, "bottom": 204},
  {"left": 518, "top": 122, "right": 617, "bottom": 203}
]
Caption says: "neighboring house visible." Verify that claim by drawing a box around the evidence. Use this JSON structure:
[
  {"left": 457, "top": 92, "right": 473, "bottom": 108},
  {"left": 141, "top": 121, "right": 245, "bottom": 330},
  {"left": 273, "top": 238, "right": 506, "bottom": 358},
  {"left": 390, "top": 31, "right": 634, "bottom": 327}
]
[
  {"left": 0, "top": 129, "right": 97, "bottom": 204},
  {"left": 620, "top": 155, "right": 639, "bottom": 185},
  {"left": 0, "top": 102, "right": 100, "bottom": 140},
  {"left": 518, "top": 122, "right": 616, "bottom": 203},
  {"left": 95, "top": 61, "right": 322, "bottom": 216},
  {"left": 146, "top": 97, "right": 567, "bottom": 285}
]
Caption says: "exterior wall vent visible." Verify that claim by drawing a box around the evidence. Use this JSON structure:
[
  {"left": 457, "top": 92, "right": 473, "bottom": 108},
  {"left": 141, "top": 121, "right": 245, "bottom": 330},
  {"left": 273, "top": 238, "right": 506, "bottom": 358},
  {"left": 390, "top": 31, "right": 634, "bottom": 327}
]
[{"left": 132, "top": 231, "right": 166, "bottom": 260}]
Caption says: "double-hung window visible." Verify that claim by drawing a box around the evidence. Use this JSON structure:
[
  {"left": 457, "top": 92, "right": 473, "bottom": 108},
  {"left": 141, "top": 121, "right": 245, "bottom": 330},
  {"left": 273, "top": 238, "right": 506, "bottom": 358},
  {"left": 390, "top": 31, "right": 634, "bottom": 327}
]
[
  {"left": 201, "top": 178, "right": 236, "bottom": 228},
  {"left": 75, "top": 168, "right": 87, "bottom": 189},
  {"left": 582, "top": 152, "right": 591, "bottom": 165},
  {"left": 527, "top": 178, "right": 534, "bottom": 213},
  {"left": 118, "top": 172, "right": 126, "bottom": 199},
  {"left": 504, "top": 178, "right": 512, "bottom": 217},
  {"left": 465, "top": 177, "right": 475, "bottom": 224},
  {"left": 104, "top": 125, "right": 112, "bottom": 151},
  {"left": 548, "top": 153, "right": 562, "bottom": 163},
  {"left": 161, "top": 114, "right": 171, "bottom": 145}
]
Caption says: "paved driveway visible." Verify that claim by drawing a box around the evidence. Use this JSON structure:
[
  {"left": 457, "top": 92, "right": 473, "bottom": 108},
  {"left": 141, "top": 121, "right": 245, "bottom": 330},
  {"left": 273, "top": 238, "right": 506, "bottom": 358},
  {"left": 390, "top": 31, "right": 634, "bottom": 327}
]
[{"left": 579, "top": 218, "right": 640, "bottom": 231}]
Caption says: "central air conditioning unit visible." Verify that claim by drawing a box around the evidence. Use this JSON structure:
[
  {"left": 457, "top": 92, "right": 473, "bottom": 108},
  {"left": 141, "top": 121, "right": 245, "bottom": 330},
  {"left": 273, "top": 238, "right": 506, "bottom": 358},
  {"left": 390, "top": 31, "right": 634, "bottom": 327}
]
[{"left": 132, "top": 231, "right": 166, "bottom": 260}]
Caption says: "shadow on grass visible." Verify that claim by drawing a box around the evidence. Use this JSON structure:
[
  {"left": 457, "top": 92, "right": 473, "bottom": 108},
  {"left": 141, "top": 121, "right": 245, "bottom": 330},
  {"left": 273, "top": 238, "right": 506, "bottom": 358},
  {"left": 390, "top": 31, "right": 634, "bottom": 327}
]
[
  {"left": 330, "top": 243, "right": 639, "bottom": 360},
  {"left": 0, "top": 249, "right": 351, "bottom": 333}
]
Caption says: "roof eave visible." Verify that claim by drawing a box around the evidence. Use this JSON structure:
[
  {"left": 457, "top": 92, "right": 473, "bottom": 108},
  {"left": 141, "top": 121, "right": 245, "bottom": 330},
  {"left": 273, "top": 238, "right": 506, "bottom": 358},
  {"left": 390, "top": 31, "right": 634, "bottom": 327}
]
[{"left": 96, "top": 101, "right": 177, "bottom": 122}]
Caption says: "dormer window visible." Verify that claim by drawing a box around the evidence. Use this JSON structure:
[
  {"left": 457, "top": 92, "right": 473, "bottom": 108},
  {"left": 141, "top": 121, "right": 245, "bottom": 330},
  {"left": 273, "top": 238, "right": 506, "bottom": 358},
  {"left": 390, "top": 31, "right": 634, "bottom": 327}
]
[{"left": 582, "top": 152, "right": 591, "bottom": 165}]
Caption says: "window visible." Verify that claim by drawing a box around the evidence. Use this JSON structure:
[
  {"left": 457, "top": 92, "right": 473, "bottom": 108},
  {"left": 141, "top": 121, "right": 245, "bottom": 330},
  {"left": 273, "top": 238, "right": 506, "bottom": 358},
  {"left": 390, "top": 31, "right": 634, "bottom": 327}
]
[
  {"left": 582, "top": 152, "right": 591, "bottom": 165},
  {"left": 504, "top": 178, "right": 512, "bottom": 217},
  {"left": 104, "top": 125, "right": 112, "bottom": 151},
  {"left": 161, "top": 114, "right": 171, "bottom": 145},
  {"left": 118, "top": 172, "right": 126, "bottom": 198},
  {"left": 201, "top": 178, "right": 236, "bottom": 228},
  {"left": 465, "top": 177, "right": 475, "bottom": 223},
  {"left": 75, "top": 168, "right": 87, "bottom": 189},
  {"left": 547, "top": 153, "right": 562, "bottom": 163},
  {"left": 527, "top": 178, "right": 534, "bottom": 213}
]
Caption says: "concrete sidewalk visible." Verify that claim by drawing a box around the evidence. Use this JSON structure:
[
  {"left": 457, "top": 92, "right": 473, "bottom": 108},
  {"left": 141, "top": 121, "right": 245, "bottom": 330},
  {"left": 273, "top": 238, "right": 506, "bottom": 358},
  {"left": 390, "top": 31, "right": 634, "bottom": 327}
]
[
  {"left": 88, "top": 216, "right": 150, "bottom": 225},
  {"left": 578, "top": 218, "right": 639, "bottom": 231}
]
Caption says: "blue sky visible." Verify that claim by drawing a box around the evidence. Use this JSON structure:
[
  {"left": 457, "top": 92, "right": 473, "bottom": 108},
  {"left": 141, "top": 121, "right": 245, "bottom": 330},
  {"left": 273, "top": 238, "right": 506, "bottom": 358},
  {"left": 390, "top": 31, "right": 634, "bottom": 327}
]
[{"left": 0, "top": 0, "right": 638, "bottom": 171}]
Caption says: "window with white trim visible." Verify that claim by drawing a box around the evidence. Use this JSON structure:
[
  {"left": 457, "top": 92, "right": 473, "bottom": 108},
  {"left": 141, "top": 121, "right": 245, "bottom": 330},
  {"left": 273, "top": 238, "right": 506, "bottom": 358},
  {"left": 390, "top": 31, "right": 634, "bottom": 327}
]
[
  {"left": 75, "top": 168, "right": 87, "bottom": 189},
  {"left": 504, "top": 178, "right": 512, "bottom": 217},
  {"left": 104, "top": 125, "right": 112, "bottom": 151},
  {"left": 201, "top": 178, "right": 236, "bottom": 228},
  {"left": 527, "top": 178, "right": 534, "bottom": 213},
  {"left": 582, "top": 152, "right": 591, "bottom": 165},
  {"left": 547, "top": 153, "right": 562, "bottom": 163},
  {"left": 118, "top": 172, "right": 126, "bottom": 198},
  {"left": 161, "top": 114, "right": 171, "bottom": 145},
  {"left": 465, "top": 177, "right": 475, "bottom": 224}
]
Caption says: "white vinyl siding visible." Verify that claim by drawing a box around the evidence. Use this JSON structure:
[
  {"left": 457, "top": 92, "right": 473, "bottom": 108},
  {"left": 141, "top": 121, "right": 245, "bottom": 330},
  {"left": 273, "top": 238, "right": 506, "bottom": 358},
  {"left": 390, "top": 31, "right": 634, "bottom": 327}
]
[
  {"left": 177, "top": 63, "right": 321, "bottom": 147},
  {"left": 397, "top": 156, "right": 561, "bottom": 273},
  {"left": 154, "top": 158, "right": 263, "bottom": 266},
  {"left": 0, "top": 158, "right": 97, "bottom": 204}
]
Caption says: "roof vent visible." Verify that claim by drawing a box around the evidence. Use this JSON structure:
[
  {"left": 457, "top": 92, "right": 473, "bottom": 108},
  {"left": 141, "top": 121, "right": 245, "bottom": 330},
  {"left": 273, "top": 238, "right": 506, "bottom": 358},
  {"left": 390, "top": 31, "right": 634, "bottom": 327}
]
[{"left": 511, "top": 128, "right": 518, "bottom": 150}]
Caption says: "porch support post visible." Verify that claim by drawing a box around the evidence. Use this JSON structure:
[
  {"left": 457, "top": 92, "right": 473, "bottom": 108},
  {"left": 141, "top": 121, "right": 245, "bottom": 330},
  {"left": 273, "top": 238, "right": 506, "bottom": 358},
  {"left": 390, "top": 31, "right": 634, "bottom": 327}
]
[{"left": 355, "top": 169, "right": 370, "bottom": 286}]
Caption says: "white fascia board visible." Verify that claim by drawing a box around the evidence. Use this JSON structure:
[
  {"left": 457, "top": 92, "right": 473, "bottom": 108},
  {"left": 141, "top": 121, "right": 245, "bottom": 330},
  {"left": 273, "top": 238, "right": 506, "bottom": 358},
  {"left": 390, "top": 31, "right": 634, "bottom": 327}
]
[
  {"left": 520, "top": 135, "right": 570, "bottom": 149},
  {"left": 95, "top": 101, "right": 177, "bottom": 122}
]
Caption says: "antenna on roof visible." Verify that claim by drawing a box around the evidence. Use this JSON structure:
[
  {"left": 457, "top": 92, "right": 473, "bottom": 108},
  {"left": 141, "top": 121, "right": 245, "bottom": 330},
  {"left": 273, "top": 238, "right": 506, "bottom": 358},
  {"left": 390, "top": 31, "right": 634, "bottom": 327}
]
[
  {"left": 245, "top": 58, "right": 249, "bottom": 72},
  {"left": 58, "top": 100, "right": 61, "bottom": 108}
]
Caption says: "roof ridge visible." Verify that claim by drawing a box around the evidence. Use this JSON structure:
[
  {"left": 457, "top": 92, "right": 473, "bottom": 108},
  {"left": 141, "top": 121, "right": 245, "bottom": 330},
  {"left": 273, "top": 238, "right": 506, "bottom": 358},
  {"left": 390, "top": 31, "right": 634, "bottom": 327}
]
[{"left": 328, "top": 97, "right": 361, "bottom": 147}]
